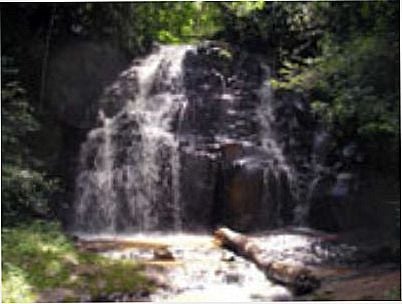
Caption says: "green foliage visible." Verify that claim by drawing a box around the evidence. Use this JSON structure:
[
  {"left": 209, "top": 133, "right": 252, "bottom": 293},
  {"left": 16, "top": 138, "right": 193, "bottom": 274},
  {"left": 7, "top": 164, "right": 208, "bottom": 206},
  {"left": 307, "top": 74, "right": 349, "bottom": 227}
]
[
  {"left": 157, "top": 30, "right": 181, "bottom": 44},
  {"left": 2, "top": 58, "right": 60, "bottom": 224},
  {"left": 2, "top": 164, "right": 59, "bottom": 223},
  {"left": 2, "top": 263, "right": 35, "bottom": 303},
  {"left": 224, "top": 1, "right": 265, "bottom": 17},
  {"left": 130, "top": 2, "right": 221, "bottom": 45},
  {"left": 270, "top": 1, "right": 399, "bottom": 173},
  {"left": 384, "top": 286, "right": 401, "bottom": 300},
  {"left": 2, "top": 82, "right": 39, "bottom": 158},
  {"left": 216, "top": 1, "right": 322, "bottom": 63},
  {"left": 2, "top": 220, "right": 152, "bottom": 302}
]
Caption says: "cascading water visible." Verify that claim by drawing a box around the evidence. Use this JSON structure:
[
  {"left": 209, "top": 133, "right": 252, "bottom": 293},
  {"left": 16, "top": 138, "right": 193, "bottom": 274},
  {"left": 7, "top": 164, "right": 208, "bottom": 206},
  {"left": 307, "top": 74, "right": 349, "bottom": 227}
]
[
  {"left": 257, "top": 73, "right": 298, "bottom": 227},
  {"left": 72, "top": 43, "right": 301, "bottom": 233},
  {"left": 73, "top": 45, "right": 193, "bottom": 232}
]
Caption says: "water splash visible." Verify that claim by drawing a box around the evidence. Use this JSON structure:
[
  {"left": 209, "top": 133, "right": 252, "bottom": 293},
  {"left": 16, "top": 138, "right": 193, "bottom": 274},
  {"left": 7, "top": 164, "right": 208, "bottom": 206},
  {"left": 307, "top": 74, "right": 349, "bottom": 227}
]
[{"left": 73, "top": 45, "right": 193, "bottom": 232}]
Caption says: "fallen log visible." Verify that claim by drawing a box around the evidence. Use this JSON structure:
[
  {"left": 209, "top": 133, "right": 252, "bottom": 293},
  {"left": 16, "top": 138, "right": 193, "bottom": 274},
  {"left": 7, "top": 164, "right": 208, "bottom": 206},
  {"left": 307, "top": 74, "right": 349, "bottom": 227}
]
[{"left": 214, "top": 227, "right": 320, "bottom": 295}]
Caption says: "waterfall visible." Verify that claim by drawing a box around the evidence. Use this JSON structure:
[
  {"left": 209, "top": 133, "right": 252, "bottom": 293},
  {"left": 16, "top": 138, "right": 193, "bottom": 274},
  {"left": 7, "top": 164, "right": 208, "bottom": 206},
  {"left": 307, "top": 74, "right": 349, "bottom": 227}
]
[
  {"left": 257, "top": 74, "right": 298, "bottom": 226},
  {"left": 73, "top": 45, "right": 193, "bottom": 232},
  {"left": 71, "top": 43, "right": 305, "bottom": 233}
]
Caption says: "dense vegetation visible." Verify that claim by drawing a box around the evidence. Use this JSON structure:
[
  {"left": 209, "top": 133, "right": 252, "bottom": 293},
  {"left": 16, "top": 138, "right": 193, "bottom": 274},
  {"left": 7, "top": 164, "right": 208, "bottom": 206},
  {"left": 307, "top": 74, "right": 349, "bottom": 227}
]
[
  {"left": 1, "top": 1, "right": 400, "bottom": 301},
  {"left": 2, "top": 60, "right": 60, "bottom": 224},
  {"left": 271, "top": 2, "right": 399, "bottom": 176}
]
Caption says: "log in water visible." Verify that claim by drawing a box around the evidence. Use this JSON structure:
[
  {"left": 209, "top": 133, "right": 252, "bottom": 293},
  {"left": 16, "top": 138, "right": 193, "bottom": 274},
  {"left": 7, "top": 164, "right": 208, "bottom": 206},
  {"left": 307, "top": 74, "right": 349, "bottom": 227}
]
[{"left": 214, "top": 227, "right": 320, "bottom": 295}]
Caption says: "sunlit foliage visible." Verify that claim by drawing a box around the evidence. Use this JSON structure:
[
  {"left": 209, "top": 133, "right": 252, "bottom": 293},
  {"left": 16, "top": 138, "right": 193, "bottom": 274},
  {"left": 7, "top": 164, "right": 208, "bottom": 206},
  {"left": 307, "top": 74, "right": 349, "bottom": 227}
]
[{"left": 2, "top": 220, "right": 151, "bottom": 302}]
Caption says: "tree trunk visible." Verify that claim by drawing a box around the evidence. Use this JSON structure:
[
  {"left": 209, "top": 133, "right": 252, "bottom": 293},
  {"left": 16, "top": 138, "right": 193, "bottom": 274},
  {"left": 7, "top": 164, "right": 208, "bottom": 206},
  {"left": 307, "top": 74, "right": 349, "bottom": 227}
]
[{"left": 214, "top": 227, "right": 320, "bottom": 295}]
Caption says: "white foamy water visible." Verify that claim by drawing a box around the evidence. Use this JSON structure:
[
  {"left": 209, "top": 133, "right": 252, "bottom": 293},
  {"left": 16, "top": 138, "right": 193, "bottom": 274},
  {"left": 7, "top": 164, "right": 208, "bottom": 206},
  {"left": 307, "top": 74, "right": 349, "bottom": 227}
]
[
  {"left": 87, "top": 233, "right": 292, "bottom": 301},
  {"left": 76, "top": 228, "right": 358, "bottom": 302},
  {"left": 73, "top": 46, "right": 194, "bottom": 232}
]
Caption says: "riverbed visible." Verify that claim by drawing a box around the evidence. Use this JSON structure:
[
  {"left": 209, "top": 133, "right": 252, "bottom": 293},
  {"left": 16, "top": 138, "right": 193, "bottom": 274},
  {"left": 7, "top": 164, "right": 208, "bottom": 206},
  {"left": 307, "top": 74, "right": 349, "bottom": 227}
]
[{"left": 75, "top": 227, "right": 400, "bottom": 301}]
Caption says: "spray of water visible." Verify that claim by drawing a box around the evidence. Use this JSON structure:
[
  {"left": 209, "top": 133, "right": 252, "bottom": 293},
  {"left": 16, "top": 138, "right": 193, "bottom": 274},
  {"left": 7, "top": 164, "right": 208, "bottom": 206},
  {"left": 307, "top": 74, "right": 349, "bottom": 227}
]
[{"left": 73, "top": 46, "right": 193, "bottom": 232}]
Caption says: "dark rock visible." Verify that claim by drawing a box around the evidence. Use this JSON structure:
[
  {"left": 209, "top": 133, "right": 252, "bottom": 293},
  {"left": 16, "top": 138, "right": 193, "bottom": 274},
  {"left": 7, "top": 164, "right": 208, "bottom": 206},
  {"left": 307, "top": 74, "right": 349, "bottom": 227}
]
[
  {"left": 46, "top": 42, "right": 129, "bottom": 129},
  {"left": 153, "top": 248, "right": 175, "bottom": 261},
  {"left": 331, "top": 173, "right": 356, "bottom": 199},
  {"left": 138, "top": 289, "right": 151, "bottom": 298},
  {"left": 224, "top": 272, "right": 242, "bottom": 284},
  {"left": 221, "top": 142, "right": 244, "bottom": 162},
  {"left": 366, "top": 244, "right": 401, "bottom": 264},
  {"left": 221, "top": 255, "right": 236, "bottom": 262},
  {"left": 293, "top": 273, "right": 321, "bottom": 295}
]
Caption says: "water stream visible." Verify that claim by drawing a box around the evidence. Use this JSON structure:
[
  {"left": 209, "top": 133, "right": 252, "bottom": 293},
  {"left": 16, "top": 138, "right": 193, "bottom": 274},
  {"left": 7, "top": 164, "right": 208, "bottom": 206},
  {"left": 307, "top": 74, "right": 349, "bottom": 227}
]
[{"left": 77, "top": 228, "right": 360, "bottom": 301}]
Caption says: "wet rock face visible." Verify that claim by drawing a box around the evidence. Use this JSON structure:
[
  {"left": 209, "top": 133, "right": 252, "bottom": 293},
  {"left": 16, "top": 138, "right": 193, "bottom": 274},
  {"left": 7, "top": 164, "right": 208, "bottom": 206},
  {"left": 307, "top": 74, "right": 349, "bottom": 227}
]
[
  {"left": 70, "top": 42, "right": 323, "bottom": 233},
  {"left": 69, "top": 42, "right": 305, "bottom": 233},
  {"left": 181, "top": 42, "right": 264, "bottom": 144},
  {"left": 224, "top": 164, "right": 264, "bottom": 231},
  {"left": 177, "top": 42, "right": 299, "bottom": 231},
  {"left": 179, "top": 152, "right": 218, "bottom": 231},
  {"left": 47, "top": 42, "right": 129, "bottom": 129}
]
